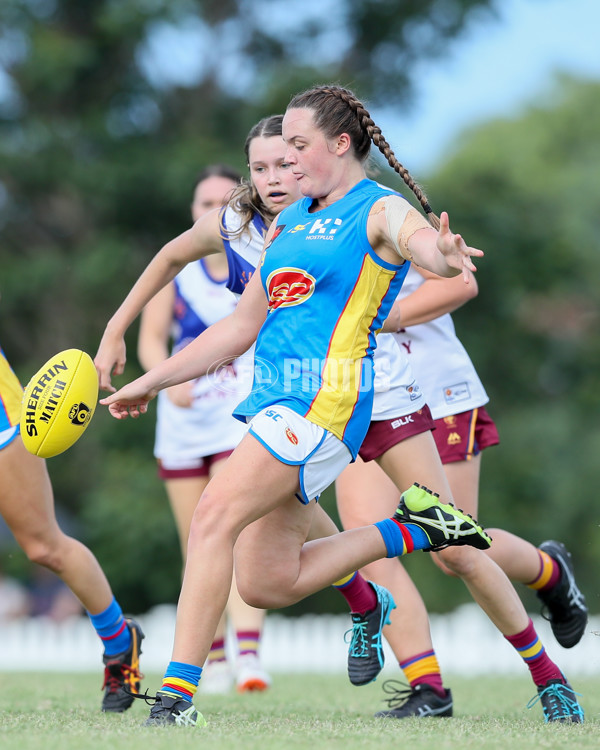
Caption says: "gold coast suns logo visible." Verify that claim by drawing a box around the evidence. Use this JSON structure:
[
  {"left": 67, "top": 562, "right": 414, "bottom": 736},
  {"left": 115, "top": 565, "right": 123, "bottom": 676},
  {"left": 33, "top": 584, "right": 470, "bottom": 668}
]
[
  {"left": 285, "top": 427, "right": 299, "bottom": 445},
  {"left": 266, "top": 267, "right": 316, "bottom": 311}
]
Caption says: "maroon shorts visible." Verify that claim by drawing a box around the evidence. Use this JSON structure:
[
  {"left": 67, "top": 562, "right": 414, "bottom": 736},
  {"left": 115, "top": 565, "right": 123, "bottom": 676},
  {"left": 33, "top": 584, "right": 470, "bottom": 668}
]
[
  {"left": 358, "top": 405, "right": 435, "bottom": 462},
  {"left": 157, "top": 450, "right": 234, "bottom": 480},
  {"left": 431, "top": 406, "right": 499, "bottom": 463}
]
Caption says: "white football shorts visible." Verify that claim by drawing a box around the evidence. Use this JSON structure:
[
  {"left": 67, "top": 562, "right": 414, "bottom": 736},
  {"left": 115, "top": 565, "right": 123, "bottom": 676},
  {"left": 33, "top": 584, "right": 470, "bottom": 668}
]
[
  {"left": 0, "top": 425, "right": 19, "bottom": 450},
  {"left": 247, "top": 405, "right": 351, "bottom": 504}
]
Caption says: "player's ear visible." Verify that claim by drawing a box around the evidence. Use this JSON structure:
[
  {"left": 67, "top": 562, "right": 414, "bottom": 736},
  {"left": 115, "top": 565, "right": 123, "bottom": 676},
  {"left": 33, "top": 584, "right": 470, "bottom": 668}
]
[{"left": 334, "top": 132, "right": 352, "bottom": 157}]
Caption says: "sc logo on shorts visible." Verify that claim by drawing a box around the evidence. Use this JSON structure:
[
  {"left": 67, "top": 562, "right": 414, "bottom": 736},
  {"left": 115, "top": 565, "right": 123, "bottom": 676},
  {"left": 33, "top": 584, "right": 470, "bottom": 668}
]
[{"left": 69, "top": 402, "right": 92, "bottom": 427}]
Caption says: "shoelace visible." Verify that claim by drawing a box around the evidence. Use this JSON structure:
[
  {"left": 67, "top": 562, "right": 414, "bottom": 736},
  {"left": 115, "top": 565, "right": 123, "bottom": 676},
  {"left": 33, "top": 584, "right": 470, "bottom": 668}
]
[
  {"left": 379, "top": 680, "right": 417, "bottom": 709},
  {"left": 102, "top": 663, "right": 142, "bottom": 693},
  {"left": 102, "top": 667, "right": 123, "bottom": 694},
  {"left": 123, "top": 687, "right": 161, "bottom": 704},
  {"left": 124, "top": 687, "right": 206, "bottom": 727},
  {"left": 527, "top": 683, "right": 584, "bottom": 722},
  {"left": 345, "top": 620, "right": 370, "bottom": 657},
  {"left": 132, "top": 689, "right": 204, "bottom": 726}
]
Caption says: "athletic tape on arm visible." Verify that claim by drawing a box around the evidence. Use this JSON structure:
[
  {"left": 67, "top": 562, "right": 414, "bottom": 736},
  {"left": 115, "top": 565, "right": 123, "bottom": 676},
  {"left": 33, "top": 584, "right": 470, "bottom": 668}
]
[{"left": 384, "top": 195, "right": 430, "bottom": 262}]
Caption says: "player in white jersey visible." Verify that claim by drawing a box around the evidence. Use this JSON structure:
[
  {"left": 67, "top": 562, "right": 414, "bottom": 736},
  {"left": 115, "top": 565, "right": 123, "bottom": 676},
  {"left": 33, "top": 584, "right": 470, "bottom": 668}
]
[
  {"left": 151, "top": 258, "right": 245, "bottom": 469},
  {"left": 138, "top": 165, "right": 270, "bottom": 694},
  {"left": 336, "top": 264, "right": 586, "bottom": 719}
]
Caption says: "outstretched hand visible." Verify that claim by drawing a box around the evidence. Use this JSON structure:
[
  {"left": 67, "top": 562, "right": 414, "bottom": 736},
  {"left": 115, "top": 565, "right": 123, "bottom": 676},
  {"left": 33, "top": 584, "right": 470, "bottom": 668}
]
[
  {"left": 99, "top": 377, "right": 158, "bottom": 420},
  {"left": 436, "top": 211, "right": 484, "bottom": 282},
  {"left": 94, "top": 331, "right": 127, "bottom": 393}
]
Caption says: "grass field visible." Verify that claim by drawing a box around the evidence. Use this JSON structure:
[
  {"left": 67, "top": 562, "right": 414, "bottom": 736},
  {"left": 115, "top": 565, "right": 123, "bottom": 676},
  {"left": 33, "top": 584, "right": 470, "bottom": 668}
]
[{"left": 0, "top": 672, "right": 598, "bottom": 750}]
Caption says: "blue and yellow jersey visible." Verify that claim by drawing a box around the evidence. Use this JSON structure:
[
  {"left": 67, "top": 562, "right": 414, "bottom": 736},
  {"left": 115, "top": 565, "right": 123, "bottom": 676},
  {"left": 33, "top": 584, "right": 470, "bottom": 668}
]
[
  {"left": 233, "top": 179, "right": 411, "bottom": 457},
  {"left": 0, "top": 346, "right": 24, "bottom": 447}
]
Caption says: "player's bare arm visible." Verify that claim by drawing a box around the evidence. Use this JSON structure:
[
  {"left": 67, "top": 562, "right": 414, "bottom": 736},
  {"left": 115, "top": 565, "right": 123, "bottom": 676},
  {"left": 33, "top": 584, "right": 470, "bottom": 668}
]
[
  {"left": 368, "top": 197, "right": 483, "bottom": 281},
  {"left": 381, "top": 267, "right": 478, "bottom": 332},
  {"left": 100, "top": 269, "right": 268, "bottom": 419},
  {"left": 95, "top": 209, "right": 225, "bottom": 391}
]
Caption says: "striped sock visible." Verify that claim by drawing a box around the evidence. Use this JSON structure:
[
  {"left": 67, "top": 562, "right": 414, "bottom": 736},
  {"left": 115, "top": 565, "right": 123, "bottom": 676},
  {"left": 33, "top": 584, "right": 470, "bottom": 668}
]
[
  {"left": 237, "top": 630, "right": 260, "bottom": 657},
  {"left": 374, "top": 518, "right": 430, "bottom": 557},
  {"left": 504, "top": 619, "right": 563, "bottom": 686},
  {"left": 87, "top": 597, "right": 131, "bottom": 657},
  {"left": 332, "top": 572, "right": 377, "bottom": 614},
  {"left": 161, "top": 661, "right": 202, "bottom": 701},
  {"left": 207, "top": 637, "right": 227, "bottom": 665},
  {"left": 400, "top": 649, "right": 445, "bottom": 697},
  {"left": 526, "top": 550, "right": 560, "bottom": 591}
]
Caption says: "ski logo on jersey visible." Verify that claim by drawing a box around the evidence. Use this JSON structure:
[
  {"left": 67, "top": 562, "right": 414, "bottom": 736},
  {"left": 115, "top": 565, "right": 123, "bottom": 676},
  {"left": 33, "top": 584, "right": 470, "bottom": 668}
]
[
  {"left": 266, "top": 267, "right": 316, "bottom": 311},
  {"left": 264, "top": 224, "right": 285, "bottom": 250},
  {"left": 306, "top": 217, "right": 343, "bottom": 240}
]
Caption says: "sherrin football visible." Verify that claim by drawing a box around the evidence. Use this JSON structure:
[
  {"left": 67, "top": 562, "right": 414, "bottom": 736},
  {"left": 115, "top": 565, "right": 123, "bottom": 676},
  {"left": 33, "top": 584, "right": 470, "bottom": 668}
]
[{"left": 20, "top": 348, "right": 98, "bottom": 458}]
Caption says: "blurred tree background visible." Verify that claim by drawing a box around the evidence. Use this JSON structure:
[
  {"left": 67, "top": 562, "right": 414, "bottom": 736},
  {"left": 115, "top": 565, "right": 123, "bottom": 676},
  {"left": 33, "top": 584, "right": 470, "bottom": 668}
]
[{"left": 1, "top": 0, "right": 598, "bottom": 617}]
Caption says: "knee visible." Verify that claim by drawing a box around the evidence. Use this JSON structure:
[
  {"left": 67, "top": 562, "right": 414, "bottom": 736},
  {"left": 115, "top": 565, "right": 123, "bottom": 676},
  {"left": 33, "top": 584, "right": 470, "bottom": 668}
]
[
  {"left": 435, "top": 546, "right": 481, "bottom": 578},
  {"left": 188, "top": 492, "right": 239, "bottom": 546},
  {"left": 236, "top": 569, "right": 295, "bottom": 610},
  {"left": 237, "top": 585, "right": 271, "bottom": 610},
  {"left": 20, "top": 536, "right": 64, "bottom": 573},
  {"left": 431, "top": 550, "right": 459, "bottom": 577}
]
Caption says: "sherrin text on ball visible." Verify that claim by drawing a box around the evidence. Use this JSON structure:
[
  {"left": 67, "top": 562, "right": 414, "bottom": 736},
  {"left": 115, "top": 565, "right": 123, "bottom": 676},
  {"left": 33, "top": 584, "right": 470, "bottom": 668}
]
[{"left": 20, "top": 348, "right": 98, "bottom": 458}]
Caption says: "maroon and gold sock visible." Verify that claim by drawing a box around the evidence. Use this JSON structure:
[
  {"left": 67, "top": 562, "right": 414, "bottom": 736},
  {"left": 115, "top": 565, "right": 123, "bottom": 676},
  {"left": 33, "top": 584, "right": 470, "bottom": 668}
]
[
  {"left": 525, "top": 549, "right": 560, "bottom": 591},
  {"left": 207, "top": 637, "right": 227, "bottom": 665},
  {"left": 504, "top": 619, "right": 563, "bottom": 686},
  {"left": 332, "top": 572, "right": 377, "bottom": 614},
  {"left": 237, "top": 630, "right": 261, "bottom": 657},
  {"left": 400, "top": 650, "right": 445, "bottom": 697}
]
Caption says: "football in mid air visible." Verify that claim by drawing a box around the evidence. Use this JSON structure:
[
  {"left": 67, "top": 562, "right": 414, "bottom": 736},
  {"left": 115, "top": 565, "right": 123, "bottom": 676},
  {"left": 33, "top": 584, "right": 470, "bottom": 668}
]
[{"left": 20, "top": 348, "right": 98, "bottom": 458}]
